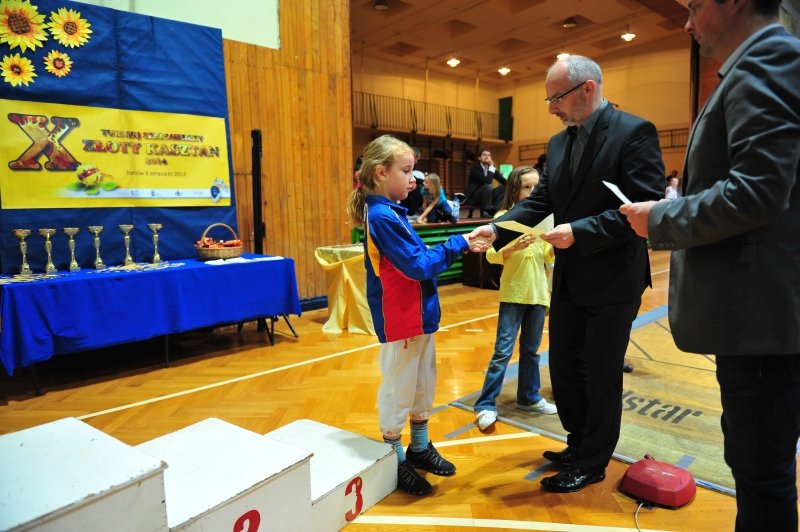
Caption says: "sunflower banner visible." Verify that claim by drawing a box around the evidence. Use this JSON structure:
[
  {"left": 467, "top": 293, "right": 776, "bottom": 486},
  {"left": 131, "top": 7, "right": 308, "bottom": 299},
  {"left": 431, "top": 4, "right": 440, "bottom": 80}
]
[
  {"left": 0, "top": 0, "right": 232, "bottom": 208},
  {"left": 0, "top": 0, "right": 237, "bottom": 271}
]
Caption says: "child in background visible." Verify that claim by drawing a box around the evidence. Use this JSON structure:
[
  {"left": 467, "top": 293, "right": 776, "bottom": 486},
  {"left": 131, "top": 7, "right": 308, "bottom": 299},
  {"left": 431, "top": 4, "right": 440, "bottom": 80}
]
[
  {"left": 346, "top": 134, "right": 470, "bottom": 495},
  {"left": 474, "top": 166, "right": 557, "bottom": 433},
  {"left": 665, "top": 175, "right": 681, "bottom": 200},
  {"left": 417, "top": 173, "right": 457, "bottom": 224}
]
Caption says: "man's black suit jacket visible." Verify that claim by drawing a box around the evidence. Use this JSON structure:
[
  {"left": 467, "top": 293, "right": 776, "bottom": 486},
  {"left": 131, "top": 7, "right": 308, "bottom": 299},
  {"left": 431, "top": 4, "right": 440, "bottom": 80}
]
[
  {"left": 466, "top": 162, "right": 504, "bottom": 198},
  {"left": 494, "top": 104, "right": 664, "bottom": 306}
]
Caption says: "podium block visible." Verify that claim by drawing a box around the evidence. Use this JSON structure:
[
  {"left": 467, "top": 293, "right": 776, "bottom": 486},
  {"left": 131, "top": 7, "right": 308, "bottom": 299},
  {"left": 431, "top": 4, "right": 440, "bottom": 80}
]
[
  {"left": 137, "top": 418, "right": 312, "bottom": 531},
  {"left": 0, "top": 417, "right": 167, "bottom": 532},
  {"left": 266, "top": 419, "right": 397, "bottom": 531}
]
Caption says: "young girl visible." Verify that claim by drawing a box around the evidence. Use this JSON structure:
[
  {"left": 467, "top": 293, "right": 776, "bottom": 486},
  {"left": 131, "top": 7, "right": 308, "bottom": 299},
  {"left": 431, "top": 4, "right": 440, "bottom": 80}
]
[
  {"left": 665, "top": 176, "right": 681, "bottom": 200},
  {"left": 417, "top": 173, "right": 457, "bottom": 224},
  {"left": 474, "top": 166, "right": 557, "bottom": 433},
  {"left": 346, "top": 135, "right": 470, "bottom": 496}
]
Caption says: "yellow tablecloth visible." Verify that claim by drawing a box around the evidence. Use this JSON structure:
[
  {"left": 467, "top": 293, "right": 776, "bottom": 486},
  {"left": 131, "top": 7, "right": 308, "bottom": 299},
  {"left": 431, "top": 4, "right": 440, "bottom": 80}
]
[{"left": 314, "top": 244, "right": 375, "bottom": 335}]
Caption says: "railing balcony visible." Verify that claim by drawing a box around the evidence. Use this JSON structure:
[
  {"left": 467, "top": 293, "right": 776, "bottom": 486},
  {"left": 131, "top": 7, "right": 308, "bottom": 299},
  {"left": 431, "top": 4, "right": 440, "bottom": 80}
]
[
  {"left": 518, "top": 127, "right": 690, "bottom": 162},
  {"left": 353, "top": 91, "right": 499, "bottom": 140}
]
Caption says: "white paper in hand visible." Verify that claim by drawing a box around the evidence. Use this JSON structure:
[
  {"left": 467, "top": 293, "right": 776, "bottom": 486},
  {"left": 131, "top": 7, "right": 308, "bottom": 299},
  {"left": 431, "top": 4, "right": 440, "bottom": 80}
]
[
  {"left": 494, "top": 220, "right": 544, "bottom": 236},
  {"left": 602, "top": 180, "right": 632, "bottom": 204}
]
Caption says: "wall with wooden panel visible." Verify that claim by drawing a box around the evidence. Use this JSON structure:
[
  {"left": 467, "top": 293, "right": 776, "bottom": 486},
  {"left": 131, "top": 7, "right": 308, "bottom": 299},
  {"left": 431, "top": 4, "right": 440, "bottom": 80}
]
[{"left": 224, "top": 0, "right": 352, "bottom": 301}]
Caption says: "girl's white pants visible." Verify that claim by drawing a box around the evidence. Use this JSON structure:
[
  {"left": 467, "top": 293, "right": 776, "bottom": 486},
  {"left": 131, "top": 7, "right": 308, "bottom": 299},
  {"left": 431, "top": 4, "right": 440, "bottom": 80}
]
[{"left": 378, "top": 333, "right": 437, "bottom": 437}]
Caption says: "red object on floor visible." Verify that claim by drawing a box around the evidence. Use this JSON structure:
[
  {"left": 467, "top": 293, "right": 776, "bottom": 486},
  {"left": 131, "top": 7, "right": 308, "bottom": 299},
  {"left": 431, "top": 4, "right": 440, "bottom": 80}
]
[{"left": 619, "top": 454, "right": 696, "bottom": 508}]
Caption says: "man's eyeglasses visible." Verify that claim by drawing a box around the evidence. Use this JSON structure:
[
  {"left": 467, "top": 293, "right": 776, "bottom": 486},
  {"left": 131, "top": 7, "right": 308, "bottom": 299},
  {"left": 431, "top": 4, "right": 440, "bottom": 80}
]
[{"left": 544, "top": 81, "right": 587, "bottom": 104}]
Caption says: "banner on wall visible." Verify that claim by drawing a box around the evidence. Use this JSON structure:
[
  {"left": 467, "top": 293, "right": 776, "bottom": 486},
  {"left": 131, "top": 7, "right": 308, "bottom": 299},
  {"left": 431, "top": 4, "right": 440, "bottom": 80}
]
[
  {"left": 0, "top": 0, "right": 238, "bottom": 271},
  {"left": 0, "top": 99, "right": 231, "bottom": 208}
]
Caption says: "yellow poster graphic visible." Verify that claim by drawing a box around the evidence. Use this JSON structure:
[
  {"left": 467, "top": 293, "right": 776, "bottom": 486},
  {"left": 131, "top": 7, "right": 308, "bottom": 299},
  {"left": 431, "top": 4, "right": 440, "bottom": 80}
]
[{"left": 0, "top": 99, "right": 231, "bottom": 208}]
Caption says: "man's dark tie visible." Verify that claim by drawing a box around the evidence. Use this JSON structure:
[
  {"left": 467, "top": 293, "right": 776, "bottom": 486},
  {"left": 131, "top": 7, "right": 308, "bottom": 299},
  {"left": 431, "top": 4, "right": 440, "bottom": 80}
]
[{"left": 565, "top": 126, "right": 577, "bottom": 180}]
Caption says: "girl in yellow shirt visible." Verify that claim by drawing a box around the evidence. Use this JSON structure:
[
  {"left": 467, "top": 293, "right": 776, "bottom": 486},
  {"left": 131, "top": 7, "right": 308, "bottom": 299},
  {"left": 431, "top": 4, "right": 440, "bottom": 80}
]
[{"left": 475, "top": 166, "right": 557, "bottom": 432}]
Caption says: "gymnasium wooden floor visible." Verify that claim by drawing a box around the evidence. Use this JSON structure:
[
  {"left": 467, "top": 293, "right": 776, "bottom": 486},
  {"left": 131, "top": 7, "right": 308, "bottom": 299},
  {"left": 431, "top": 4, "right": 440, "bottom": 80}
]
[{"left": 0, "top": 250, "right": 738, "bottom": 531}]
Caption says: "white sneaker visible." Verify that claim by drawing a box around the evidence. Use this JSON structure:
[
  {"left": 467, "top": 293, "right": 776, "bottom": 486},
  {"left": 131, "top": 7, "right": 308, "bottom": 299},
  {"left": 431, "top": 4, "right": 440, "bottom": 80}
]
[
  {"left": 475, "top": 410, "right": 497, "bottom": 432},
  {"left": 516, "top": 399, "right": 557, "bottom": 415}
]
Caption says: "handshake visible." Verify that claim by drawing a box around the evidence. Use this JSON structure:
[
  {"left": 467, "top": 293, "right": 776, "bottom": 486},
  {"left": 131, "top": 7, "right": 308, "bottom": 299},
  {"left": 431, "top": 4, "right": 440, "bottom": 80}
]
[
  {"left": 465, "top": 222, "right": 576, "bottom": 252},
  {"left": 464, "top": 224, "right": 497, "bottom": 253}
]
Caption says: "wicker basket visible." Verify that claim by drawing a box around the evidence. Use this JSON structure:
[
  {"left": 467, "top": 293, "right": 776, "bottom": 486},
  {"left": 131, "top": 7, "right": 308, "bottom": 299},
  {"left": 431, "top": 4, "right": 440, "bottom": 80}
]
[{"left": 196, "top": 223, "right": 243, "bottom": 260}]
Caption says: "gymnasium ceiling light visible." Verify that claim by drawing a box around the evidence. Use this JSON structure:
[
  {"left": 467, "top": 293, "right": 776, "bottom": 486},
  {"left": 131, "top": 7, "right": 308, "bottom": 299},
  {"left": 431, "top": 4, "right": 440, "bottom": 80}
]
[
  {"left": 498, "top": 67, "right": 511, "bottom": 76},
  {"left": 621, "top": 25, "right": 636, "bottom": 41},
  {"left": 562, "top": 17, "right": 577, "bottom": 28},
  {"left": 446, "top": 57, "right": 460, "bottom": 67},
  {"left": 373, "top": 0, "right": 388, "bottom": 10}
]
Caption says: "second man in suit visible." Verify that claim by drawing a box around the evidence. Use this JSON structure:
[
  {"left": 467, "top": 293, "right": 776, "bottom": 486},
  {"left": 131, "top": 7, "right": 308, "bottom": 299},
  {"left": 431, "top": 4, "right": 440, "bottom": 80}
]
[
  {"left": 622, "top": 1, "right": 800, "bottom": 529},
  {"left": 468, "top": 55, "right": 664, "bottom": 492}
]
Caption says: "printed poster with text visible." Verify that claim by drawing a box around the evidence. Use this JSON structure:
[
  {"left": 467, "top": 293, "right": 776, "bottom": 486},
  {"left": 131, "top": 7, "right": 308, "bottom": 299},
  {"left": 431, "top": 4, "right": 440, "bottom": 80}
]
[{"left": 0, "top": 98, "right": 231, "bottom": 208}]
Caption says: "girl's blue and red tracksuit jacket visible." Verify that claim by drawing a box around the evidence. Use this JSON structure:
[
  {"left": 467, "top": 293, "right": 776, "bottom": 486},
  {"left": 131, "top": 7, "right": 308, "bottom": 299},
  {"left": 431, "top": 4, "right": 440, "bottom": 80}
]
[{"left": 363, "top": 195, "right": 469, "bottom": 343}]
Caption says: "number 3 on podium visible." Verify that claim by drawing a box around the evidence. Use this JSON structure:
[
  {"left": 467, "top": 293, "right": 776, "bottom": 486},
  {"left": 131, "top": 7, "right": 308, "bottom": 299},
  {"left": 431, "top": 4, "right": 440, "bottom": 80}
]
[{"left": 344, "top": 476, "right": 364, "bottom": 522}]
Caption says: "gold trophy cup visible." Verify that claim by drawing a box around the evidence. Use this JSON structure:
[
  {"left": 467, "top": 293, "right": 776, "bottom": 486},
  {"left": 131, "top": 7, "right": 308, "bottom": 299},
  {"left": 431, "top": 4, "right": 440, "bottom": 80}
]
[
  {"left": 147, "top": 223, "right": 162, "bottom": 264},
  {"left": 12, "top": 229, "right": 32, "bottom": 276},
  {"left": 63, "top": 227, "right": 80, "bottom": 272},
  {"left": 87, "top": 225, "right": 105, "bottom": 270},
  {"left": 118, "top": 224, "right": 134, "bottom": 266},
  {"left": 38, "top": 228, "right": 57, "bottom": 274}
]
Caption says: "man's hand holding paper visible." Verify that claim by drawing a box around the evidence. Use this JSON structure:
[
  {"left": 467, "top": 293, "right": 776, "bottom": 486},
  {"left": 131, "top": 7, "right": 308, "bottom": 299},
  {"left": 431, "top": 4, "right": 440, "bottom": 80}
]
[{"left": 540, "top": 223, "right": 575, "bottom": 249}]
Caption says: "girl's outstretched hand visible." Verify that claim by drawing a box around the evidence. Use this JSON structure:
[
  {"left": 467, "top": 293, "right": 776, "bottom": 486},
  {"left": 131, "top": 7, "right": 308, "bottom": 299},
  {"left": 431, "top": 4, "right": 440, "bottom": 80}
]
[
  {"left": 467, "top": 224, "right": 496, "bottom": 252},
  {"left": 509, "top": 233, "right": 535, "bottom": 251}
]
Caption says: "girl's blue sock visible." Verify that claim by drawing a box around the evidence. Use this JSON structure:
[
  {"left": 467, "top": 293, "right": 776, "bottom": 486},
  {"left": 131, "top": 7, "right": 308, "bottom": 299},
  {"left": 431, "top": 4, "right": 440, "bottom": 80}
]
[
  {"left": 384, "top": 435, "right": 405, "bottom": 463},
  {"left": 409, "top": 419, "right": 429, "bottom": 451}
]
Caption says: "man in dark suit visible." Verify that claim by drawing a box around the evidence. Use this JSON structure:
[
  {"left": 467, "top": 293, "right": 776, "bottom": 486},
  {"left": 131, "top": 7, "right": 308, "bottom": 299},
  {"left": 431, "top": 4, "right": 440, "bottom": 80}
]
[
  {"left": 622, "top": 1, "right": 800, "bottom": 529},
  {"left": 465, "top": 149, "right": 505, "bottom": 217},
  {"left": 468, "top": 55, "right": 664, "bottom": 492}
]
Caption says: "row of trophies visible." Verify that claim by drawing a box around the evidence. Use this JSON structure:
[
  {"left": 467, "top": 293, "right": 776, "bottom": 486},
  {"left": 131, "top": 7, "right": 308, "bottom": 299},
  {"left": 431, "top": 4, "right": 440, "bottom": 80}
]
[{"left": 11, "top": 224, "right": 163, "bottom": 276}]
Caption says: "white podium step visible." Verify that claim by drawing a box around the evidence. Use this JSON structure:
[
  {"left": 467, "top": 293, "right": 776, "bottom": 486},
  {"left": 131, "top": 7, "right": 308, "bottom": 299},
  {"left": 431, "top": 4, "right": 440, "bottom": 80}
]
[
  {"left": 0, "top": 417, "right": 167, "bottom": 532},
  {"left": 137, "top": 418, "right": 313, "bottom": 531},
  {"left": 265, "top": 419, "right": 397, "bottom": 531}
]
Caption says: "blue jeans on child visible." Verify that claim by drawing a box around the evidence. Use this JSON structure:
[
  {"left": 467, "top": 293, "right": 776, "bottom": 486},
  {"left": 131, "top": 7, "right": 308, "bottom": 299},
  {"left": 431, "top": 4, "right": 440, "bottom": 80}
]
[{"left": 474, "top": 302, "right": 547, "bottom": 412}]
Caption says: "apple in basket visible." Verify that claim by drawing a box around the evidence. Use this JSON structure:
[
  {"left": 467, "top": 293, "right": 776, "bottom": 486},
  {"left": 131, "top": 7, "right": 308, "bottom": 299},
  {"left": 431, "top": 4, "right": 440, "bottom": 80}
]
[{"left": 195, "top": 237, "right": 242, "bottom": 249}]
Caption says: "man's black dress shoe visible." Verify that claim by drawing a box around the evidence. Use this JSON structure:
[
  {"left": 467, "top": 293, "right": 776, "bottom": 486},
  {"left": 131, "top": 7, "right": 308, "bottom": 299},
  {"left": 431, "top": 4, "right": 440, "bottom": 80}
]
[
  {"left": 540, "top": 468, "right": 606, "bottom": 493},
  {"left": 542, "top": 446, "right": 577, "bottom": 466}
]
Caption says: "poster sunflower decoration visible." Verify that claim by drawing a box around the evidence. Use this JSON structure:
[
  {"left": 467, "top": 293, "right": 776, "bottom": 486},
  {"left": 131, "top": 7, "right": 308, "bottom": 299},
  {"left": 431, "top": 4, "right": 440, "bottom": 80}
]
[{"left": 0, "top": 0, "right": 91, "bottom": 86}]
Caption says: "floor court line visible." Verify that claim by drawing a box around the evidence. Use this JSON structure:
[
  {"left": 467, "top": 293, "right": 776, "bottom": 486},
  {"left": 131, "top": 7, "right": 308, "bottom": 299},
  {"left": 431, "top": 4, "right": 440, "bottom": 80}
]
[
  {"left": 77, "top": 300, "right": 676, "bottom": 423},
  {"left": 77, "top": 311, "right": 502, "bottom": 420},
  {"left": 628, "top": 338, "right": 655, "bottom": 360},
  {"left": 351, "top": 515, "right": 672, "bottom": 532},
  {"left": 434, "top": 431, "right": 539, "bottom": 447},
  {"left": 444, "top": 422, "right": 477, "bottom": 439}
]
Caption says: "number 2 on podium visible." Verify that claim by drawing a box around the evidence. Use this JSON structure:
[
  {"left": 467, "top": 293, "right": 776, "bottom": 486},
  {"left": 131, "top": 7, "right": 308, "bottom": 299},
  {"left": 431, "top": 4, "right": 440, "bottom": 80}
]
[{"left": 233, "top": 509, "right": 261, "bottom": 532}]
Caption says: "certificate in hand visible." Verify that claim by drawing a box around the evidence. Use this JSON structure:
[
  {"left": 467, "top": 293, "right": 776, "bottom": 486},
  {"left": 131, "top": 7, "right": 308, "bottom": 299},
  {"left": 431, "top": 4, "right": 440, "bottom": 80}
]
[
  {"left": 494, "top": 220, "right": 544, "bottom": 236},
  {"left": 602, "top": 180, "right": 632, "bottom": 204}
]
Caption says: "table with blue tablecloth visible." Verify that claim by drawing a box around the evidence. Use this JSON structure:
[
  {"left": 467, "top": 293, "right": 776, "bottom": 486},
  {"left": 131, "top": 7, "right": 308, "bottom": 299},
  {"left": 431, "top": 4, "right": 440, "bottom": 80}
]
[{"left": 0, "top": 254, "right": 301, "bottom": 376}]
